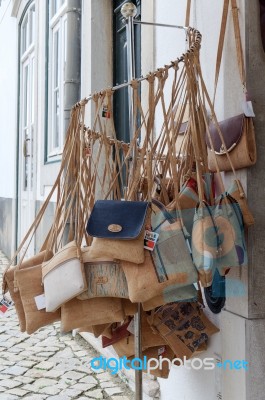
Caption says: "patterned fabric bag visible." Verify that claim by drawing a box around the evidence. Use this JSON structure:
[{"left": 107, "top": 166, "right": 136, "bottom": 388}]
[
  {"left": 191, "top": 202, "right": 221, "bottom": 287},
  {"left": 147, "top": 302, "right": 219, "bottom": 360},
  {"left": 122, "top": 200, "right": 198, "bottom": 304},
  {"left": 214, "top": 193, "right": 247, "bottom": 274}
]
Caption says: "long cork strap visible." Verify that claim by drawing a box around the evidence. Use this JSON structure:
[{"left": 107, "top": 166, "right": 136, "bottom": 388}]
[{"left": 213, "top": 0, "right": 246, "bottom": 105}]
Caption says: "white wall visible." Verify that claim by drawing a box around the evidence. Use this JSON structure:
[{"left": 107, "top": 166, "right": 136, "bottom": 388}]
[
  {"left": 152, "top": 1, "right": 247, "bottom": 399},
  {"left": 0, "top": 0, "right": 18, "bottom": 198},
  {"left": 81, "top": 0, "right": 113, "bottom": 128}
]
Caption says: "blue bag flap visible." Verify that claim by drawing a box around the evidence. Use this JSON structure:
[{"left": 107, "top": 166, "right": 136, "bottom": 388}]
[{"left": 86, "top": 200, "right": 149, "bottom": 239}]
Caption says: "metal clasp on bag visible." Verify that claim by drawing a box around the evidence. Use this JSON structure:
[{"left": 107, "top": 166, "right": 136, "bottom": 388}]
[
  {"left": 215, "top": 142, "right": 236, "bottom": 155},
  {"left": 108, "top": 224, "right": 122, "bottom": 233}
]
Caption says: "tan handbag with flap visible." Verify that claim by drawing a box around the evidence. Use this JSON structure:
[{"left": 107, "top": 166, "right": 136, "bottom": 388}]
[{"left": 206, "top": 0, "right": 257, "bottom": 172}]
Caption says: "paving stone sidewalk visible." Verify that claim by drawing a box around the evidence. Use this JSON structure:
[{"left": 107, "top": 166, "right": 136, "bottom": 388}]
[{"left": 0, "top": 251, "right": 135, "bottom": 400}]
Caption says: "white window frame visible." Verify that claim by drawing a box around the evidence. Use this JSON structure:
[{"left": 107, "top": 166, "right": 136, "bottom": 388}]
[
  {"left": 20, "top": 2, "right": 35, "bottom": 190},
  {"left": 47, "top": 0, "right": 67, "bottom": 161}
]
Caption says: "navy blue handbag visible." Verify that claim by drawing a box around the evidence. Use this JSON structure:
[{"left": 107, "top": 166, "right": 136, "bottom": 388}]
[{"left": 86, "top": 200, "right": 150, "bottom": 263}]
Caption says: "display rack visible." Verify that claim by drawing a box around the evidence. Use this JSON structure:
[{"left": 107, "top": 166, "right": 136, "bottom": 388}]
[{"left": 120, "top": 3, "right": 188, "bottom": 399}]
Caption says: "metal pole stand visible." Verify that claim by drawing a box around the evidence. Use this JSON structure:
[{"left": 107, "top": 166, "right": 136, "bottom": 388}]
[
  {"left": 119, "top": 4, "right": 189, "bottom": 399},
  {"left": 121, "top": 3, "right": 143, "bottom": 400}
]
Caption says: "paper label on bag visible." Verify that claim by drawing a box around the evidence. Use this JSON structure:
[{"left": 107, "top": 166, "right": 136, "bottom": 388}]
[
  {"left": 84, "top": 145, "right": 92, "bottom": 157},
  {"left": 158, "top": 346, "right": 166, "bottom": 357},
  {"left": 102, "top": 105, "right": 111, "bottom": 118},
  {"left": 0, "top": 296, "right": 13, "bottom": 318},
  {"left": 34, "top": 294, "right": 46, "bottom": 310},
  {"left": 127, "top": 318, "right": 135, "bottom": 335},
  {"left": 243, "top": 101, "right": 255, "bottom": 117},
  {"left": 144, "top": 230, "right": 159, "bottom": 251}
]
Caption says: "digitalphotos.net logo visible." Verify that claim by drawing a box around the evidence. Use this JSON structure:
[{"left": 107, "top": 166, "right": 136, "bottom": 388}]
[{"left": 90, "top": 355, "right": 249, "bottom": 375}]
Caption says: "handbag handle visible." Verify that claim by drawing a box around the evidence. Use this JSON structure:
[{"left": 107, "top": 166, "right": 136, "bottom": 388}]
[
  {"left": 2, "top": 102, "right": 87, "bottom": 295},
  {"left": 213, "top": 0, "right": 247, "bottom": 105},
  {"left": 192, "top": 54, "right": 241, "bottom": 195},
  {"left": 185, "top": 0, "right": 191, "bottom": 27}
]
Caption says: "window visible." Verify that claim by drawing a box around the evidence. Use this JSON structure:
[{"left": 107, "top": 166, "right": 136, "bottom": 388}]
[
  {"left": 51, "top": 0, "right": 65, "bottom": 17},
  {"left": 46, "top": 0, "right": 81, "bottom": 162},
  {"left": 47, "top": 0, "right": 67, "bottom": 160},
  {"left": 113, "top": 0, "right": 141, "bottom": 142},
  {"left": 20, "top": 2, "right": 35, "bottom": 190}
]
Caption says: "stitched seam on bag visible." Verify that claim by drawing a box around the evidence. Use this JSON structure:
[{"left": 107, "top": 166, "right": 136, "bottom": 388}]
[
  {"left": 150, "top": 252, "right": 166, "bottom": 283},
  {"left": 42, "top": 245, "right": 78, "bottom": 267},
  {"left": 42, "top": 257, "right": 81, "bottom": 278},
  {"left": 154, "top": 246, "right": 169, "bottom": 282}
]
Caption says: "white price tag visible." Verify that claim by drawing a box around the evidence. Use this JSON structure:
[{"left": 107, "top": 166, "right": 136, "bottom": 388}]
[
  {"left": 127, "top": 318, "right": 135, "bottom": 335},
  {"left": 0, "top": 296, "right": 13, "bottom": 318},
  {"left": 158, "top": 346, "right": 166, "bottom": 356},
  {"left": 34, "top": 294, "right": 46, "bottom": 310},
  {"left": 243, "top": 100, "right": 255, "bottom": 117}
]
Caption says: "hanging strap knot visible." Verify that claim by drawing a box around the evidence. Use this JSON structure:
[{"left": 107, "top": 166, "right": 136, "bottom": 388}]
[
  {"left": 154, "top": 68, "right": 165, "bottom": 80},
  {"left": 130, "top": 79, "right": 139, "bottom": 90},
  {"left": 171, "top": 60, "right": 179, "bottom": 70},
  {"left": 99, "top": 90, "right": 106, "bottom": 99},
  {"left": 146, "top": 72, "right": 156, "bottom": 84},
  {"left": 79, "top": 98, "right": 88, "bottom": 107},
  {"left": 92, "top": 92, "right": 100, "bottom": 102},
  {"left": 105, "top": 88, "right": 114, "bottom": 97}
]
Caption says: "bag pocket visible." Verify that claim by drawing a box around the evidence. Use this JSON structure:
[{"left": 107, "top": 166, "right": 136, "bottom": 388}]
[
  {"left": 77, "top": 261, "right": 129, "bottom": 300},
  {"left": 153, "top": 221, "right": 197, "bottom": 286}
]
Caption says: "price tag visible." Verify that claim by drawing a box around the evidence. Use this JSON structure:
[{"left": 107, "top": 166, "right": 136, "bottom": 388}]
[
  {"left": 102, "top": 105, "right": 111, "bottom": 118},
  {"left": 144, "top": 230, "right": 159, "bottom": 251},
  {"left": 243, "top": 101, "right": 255, "bottom": 117},
  {"left": 34, "top": 294, "right": 46, "bottom": 310},
  {"left": 0, "top": 296, "right": 13, "bottom": 317},
  {"left": 84, "top": 144, "right": 92, "bottom": 157},
  {"left": 158, "top": 346, "right": 166, "bottom": 357},
  {"left": 127, "top": 318, "right": 135, "bottom": 335}
]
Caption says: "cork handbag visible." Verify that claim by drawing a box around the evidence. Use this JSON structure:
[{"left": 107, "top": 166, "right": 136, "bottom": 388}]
[
  {"left": 206, "top": 114, "right": 256, "bottom": 172},
  {"left": 207, "top": 0, "right": 256, "bottom": 172},
  {"left": 142, "top": 283, "right": 198, "bottom": 311},
  {"left": 15, "top": 262, "right": 60, "bottom": 335},
  {"left": 78, "top": 300, "right": 138, "bottom": 334},
  {"left": 60, "top": 296, "right": 125, "bottom": 333},
  {"left": 78, "top": 323, "right": 112, "bottom": 338},
  {"left": 227, "top": 179, "right": 254, "bottom": 227},
  {"left": 2, "top": 250, "right": 53, "bottom": 333},
  {"left": 103, "top": 312, "right": 166, "bottom": 350}
]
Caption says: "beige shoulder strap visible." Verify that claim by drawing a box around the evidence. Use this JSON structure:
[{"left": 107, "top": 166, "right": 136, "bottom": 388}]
[
  {"left": 185, "top": 0, "right": 192, "bottom": 26},
  {"left": 213, "top": 0, "right": 246, "bottom": 105},
  {"left": 230, "top": 0, "right": 246, "bottom": 88}
]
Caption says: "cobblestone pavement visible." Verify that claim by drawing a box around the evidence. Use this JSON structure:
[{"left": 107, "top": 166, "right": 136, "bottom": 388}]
[{"left": 0, "top": 251, "right": 135, "bottom": 400}]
